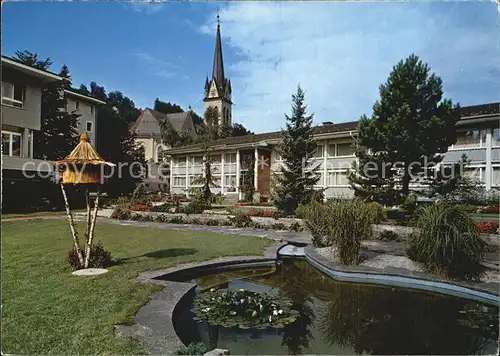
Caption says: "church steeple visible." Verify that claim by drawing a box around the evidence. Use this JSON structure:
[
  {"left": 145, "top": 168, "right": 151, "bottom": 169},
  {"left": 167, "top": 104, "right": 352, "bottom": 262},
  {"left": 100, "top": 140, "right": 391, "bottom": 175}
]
[
  {"left": 212, "top": 13, "right": 225, "bottom": 87},
  {"left": 203, "top": 10, "right": 232, "bottom": 130}
]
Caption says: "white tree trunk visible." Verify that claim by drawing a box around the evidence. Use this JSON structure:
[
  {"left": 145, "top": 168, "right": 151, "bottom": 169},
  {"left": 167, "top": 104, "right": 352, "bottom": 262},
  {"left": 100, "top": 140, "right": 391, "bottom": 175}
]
[
  {"left": 84, "top": 188, "right": 100, "bottom": 268},
  {"left": 60, "top": 183, "right": 84, "bottom": 267},
  {"left": 85, "top": 188, "right": 91, "bottom": 242}
]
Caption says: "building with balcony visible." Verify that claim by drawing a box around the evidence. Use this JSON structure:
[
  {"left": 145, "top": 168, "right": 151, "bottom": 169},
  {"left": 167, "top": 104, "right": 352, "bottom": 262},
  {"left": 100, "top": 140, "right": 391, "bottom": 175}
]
[
  {"left": 1, "top": 56, "right": 65, "bottom": 179},
  {"left": 1, "top": 55, "right": 106, "bottom": 183}
]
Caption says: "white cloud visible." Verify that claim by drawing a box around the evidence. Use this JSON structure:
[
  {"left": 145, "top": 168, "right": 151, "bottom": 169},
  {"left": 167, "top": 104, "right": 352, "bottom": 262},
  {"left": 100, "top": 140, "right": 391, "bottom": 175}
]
[
  {"left": 132, "top": 50, "right": 180, "bottom": 79},
  {"left": 202, "top": 2, "right": 499, "bottom": 133},
  {"left": 125, "top": 1, "right": 164, "bottom": 15}
]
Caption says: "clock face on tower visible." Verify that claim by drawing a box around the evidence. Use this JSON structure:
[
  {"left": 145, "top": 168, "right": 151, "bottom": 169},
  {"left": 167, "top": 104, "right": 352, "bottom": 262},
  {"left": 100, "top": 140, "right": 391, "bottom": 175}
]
[{"left": 210, "top": 88, "right": 217, "bottom": 98}]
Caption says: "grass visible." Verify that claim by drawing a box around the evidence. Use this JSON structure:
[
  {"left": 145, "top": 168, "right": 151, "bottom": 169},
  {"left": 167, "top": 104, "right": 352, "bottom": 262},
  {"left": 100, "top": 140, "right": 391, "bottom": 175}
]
[{"left": 2, "top": 219, "right": 273, "bottom": 354}]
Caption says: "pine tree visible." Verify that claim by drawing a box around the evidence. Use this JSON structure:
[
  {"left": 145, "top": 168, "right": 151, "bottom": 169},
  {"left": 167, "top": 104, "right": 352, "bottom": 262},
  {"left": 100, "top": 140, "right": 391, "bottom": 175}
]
[
  {"left": 348, "top": 54, "right": 460, "bottom": 204},
  {"left": 59, "top": 64, "right": 71, "bottom": 89},
  {"left": 15, "top": 51, "right": 79, "bottom": 160},
  {"left": 273, "top": 86, "right": 319, "bottom": 214}
]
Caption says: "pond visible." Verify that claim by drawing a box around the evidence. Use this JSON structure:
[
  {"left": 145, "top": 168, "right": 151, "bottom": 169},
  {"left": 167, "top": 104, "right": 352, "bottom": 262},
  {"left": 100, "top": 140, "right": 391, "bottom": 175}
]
[{"left": 172, "top": 259, "right": 499, "bottom": 355}]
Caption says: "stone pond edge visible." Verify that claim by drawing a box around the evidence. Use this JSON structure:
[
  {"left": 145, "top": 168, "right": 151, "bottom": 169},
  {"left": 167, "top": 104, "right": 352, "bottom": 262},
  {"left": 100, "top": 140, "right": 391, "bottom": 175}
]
[
  {"left": 304, "top": 245, "right": 500, "bottom": 305},
  {"left": 113, "top": 242, "right": 284, "bottom": 355}
]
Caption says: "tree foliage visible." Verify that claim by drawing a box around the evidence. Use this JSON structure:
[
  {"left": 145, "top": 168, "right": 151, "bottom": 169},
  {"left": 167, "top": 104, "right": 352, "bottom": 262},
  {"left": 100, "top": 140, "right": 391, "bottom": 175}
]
[
  {"left": 348, "top": 54, "right": 460, "bottom": 205},
  {"left": 154, "top": 98, "right": 183, "bottom": 114},
  {"left": 273, "top": 86, "right": 320, "bottom": 214}
]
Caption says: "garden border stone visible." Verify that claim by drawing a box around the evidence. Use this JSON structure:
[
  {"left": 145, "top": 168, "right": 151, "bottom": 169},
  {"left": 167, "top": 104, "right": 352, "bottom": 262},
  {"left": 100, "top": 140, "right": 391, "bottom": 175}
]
[{"left": 305, "top": 246, "right": 500, "bottom": 304}]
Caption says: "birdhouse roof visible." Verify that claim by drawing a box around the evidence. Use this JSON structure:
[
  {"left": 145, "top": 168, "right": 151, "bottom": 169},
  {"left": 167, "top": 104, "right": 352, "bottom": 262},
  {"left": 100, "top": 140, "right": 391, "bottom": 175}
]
[{"left": 53, "top": 133, "right": 115, "bottom": 166}]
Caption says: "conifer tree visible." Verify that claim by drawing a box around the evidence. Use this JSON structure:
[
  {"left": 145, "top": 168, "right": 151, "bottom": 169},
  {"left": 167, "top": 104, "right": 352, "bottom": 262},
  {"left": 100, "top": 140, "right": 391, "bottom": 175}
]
[
  {"left": 348, "top": 54, "right": 460, "bottom": 204},
  {"left": 273, "top": 86, "right": 319, "bottom": 214}
]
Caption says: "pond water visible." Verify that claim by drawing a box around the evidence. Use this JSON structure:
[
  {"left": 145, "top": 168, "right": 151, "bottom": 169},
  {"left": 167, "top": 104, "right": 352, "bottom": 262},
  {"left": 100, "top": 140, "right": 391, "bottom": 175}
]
[{"left": 172, "top": 260, "right": 499, "bottom": 355}]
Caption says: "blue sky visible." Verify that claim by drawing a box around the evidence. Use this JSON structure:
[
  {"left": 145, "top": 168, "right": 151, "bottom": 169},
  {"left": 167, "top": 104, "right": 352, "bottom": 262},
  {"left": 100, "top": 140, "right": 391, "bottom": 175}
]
[{"left": 2, "top": 1, "right": 499, "bottom": 133}]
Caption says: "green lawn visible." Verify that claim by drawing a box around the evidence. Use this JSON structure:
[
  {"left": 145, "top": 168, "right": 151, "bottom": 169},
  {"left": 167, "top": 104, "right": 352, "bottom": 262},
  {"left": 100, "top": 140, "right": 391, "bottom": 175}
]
[{"left": 2, "top": 219, "right": 273, "bottom": 354}]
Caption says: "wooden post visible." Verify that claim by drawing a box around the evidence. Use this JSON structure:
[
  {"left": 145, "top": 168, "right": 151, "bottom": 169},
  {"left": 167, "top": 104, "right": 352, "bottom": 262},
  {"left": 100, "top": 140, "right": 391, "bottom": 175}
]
[
  {"left": 84, "top": 188, "right": 100, "bottom": 268},
  {"left": 85, "top": 188, "right": 91, "bottom": 241},
  {"left": 60, "top": 183, "right": 84, "bottom": 267}
]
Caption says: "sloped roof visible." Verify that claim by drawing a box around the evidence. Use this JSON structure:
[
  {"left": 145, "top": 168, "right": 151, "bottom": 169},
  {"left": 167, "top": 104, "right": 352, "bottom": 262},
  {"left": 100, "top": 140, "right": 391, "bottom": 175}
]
[
  {"left": 53, "top": 133, "right": 115, "bottom": 166},
  {"left": 167, "top": 121, "right": 359, "bottom": 154},
  {"left": 165, "top": 102, "right": 500, "bottom": 155},
  {"left": 460, "top": 102, "right": 499, "bottom": 118},
  {"left": 133, "top": 108, "right": 198, "bottom": 138}
]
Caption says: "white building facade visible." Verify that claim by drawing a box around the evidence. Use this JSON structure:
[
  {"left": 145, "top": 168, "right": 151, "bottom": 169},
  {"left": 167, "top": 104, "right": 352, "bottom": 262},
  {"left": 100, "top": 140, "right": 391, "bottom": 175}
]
[{"left": 165, "top": 103, "right": 500, "bottom": 201}]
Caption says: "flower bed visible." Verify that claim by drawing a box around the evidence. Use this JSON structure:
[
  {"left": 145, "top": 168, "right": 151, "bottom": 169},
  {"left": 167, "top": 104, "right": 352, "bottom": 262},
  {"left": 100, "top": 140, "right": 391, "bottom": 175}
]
[
  {"left": 479, "top": 205, "right": 500, "bottom": 214},
  {"left": 476, "top": 221, "right": 500, "bottom": 235},
  {"left": 110, "top": 208, "right": 306, "bottom": 232}
]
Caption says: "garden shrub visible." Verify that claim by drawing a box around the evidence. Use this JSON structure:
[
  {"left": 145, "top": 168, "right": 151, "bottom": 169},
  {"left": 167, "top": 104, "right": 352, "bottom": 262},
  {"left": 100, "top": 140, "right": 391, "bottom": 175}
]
[
  {"left": 174, "top": 342, "right": 208, "bottom": 356},
  {"left": 67, "top": 241, "right": 114, "bottom": 270},
  {"left": 407, "top": 202, "right": 487, "bottom": 280},
  {"left": 475, "top": 221, "right": 499, "bottom": 235},
  {"left": 289, "top": 222, "right": 303, "bottom": 232},
  {"left": 402, "top": 194, "right": 418, "bottom": 215},
  {"left": 366, "top": 202, "right": 386, "bottom": 224},
  {"left": 377, "top": 230, "right": 399, "bottom": 242},
  {"left": 111, "top": 208, "right": 131, "bottom": 220},
  {"left": 271, "top": 222, "right": 286, "bottom": 230},
  {"left": 204, "top": 219, "right": 221, "bottom": 226},
  {"left": 302, "top": 200, "right": 331, "bottom": 247},
  {"left": 295, "top": 204, "right": 309, "bottom": 219},
  {"left": 271, "top": 210, "right": 283, "bottom": 220},
  {"left": 228, "top": 213, "right": 253, "bottom": 227},
  {"left": 183, "top": 202, "right": 207, "bottom": 215},
  {"left": 304, "top": 198, "right": 376, "bottom": 264},
  {"left": 461, "top": 204, "right": 480, "bottom": 214}
]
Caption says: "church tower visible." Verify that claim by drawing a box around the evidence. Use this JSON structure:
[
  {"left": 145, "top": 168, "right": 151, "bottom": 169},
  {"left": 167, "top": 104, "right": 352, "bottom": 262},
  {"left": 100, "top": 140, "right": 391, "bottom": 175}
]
[{"left": 203, "top": 13, "right": 232, "bottom": 129}]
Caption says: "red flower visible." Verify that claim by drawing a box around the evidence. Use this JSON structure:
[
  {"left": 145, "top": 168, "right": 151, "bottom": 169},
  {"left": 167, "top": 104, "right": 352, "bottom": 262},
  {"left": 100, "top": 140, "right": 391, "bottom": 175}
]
[
  {"left": 129, "top": 204, "right": 149, "bottom": 212},
  {"left": 247, "top": 210, "right": 258, "bottom": 216},
  {"left": 475, "top": 221, "right": 499, "bottom": 234},
  {"left": 263, "top": 210, "right": 274, "bottom": 217}
]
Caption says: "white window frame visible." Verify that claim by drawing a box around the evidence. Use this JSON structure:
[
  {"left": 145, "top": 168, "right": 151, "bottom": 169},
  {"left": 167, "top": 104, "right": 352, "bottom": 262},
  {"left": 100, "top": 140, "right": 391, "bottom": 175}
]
[
  {"left": 191, "top": 155, "right": 204, "bottom": 166},
  {"left": 86, "top": 121, "right": 93, "bottom": 133},
  {"left": 173, "top": 176, "right": 186, "bottom": 187},
  {"left": 327, "top": 142, "right": 355, "bottom": 158},
  {"left": 450, "top": 129, "right": 487, "bottom": 150},
  {"left": 326, "top": 169, "right": 350, "bottom": 187},
  {"left": 224, "top": 153, "right": 237, "bottom": 164},
  {"left": 2, "top": 81, "right": 25, "bottom": 108},
  {"left": 492, "top": 128, "right": 500, "bottom": 148},
  {"left": 2, "top": 130, "right": 22, "bottom": 157}
]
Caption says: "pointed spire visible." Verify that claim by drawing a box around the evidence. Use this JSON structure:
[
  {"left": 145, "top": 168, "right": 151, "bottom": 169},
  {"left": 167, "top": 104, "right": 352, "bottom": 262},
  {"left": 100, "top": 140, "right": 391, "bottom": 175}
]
[
  {"left": 204, "top": 76, "right": 210, "bottom": 90},
  {"left": 211, "top": 10, "right": 225, "bottom": 87}
]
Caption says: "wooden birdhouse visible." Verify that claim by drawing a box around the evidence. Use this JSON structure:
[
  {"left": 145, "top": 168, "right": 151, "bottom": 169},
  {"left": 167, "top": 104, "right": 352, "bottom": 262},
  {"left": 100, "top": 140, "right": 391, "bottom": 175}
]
[
  {"left": 53, "top": 132, "right": 116, "bottom": 270},
  {"left": 53, "top": 132, "right": 115, "bottom": 185}
]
